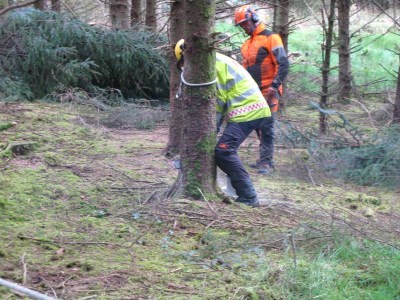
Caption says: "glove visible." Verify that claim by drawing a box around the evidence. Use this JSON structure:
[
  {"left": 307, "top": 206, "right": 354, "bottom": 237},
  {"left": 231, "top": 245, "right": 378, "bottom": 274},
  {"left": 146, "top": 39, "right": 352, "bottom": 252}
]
[{"left": 265, "top": 87, "right": 277, "bottom": 104}]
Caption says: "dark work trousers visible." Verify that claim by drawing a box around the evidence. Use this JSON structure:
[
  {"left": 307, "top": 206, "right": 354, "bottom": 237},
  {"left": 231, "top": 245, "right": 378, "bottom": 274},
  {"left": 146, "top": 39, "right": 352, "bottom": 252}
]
[
  {"left": 215, "top": 117, "right": 272, "bottom": 202},
  {"left": 256, "top": 112, "right": 275, "bottom": 168}
]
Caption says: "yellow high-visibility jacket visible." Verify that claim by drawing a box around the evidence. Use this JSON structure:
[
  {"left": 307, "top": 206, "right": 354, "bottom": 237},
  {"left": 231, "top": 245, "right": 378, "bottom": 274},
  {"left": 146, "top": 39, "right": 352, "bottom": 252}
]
[{"left": 216, "top": 53, "right": 271, "bottom": 124}]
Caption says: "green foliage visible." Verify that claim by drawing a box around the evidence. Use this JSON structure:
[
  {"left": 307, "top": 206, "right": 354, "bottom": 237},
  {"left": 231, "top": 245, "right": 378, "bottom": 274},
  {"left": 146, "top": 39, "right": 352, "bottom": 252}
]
[
  {"left": 166, "top": 227, "right": 400, "bottom": 299},
  {"left": 322, "top": 125, "right": 400, "bottom": 188},
  {"left": 0, "top": 9, "right": 169, "bottom": 101},
  {"left": 278, "top": 238, "right": 400, "bottom": 299},
  {"left": 0, "top": 122, "right": 12, "bottom": 131},
  {"left": 275, "top": 105, "right": 400, "bottom": 189},
  {"left": 289, "top": 28, "right": 399, "bottom": 94},
  {"left": 216, "top": 21, "right": 398, "bottom": 95},
  {"left": 277, "top": 101, "right": 365, "bottom": 151},
  {"left": 0, "top": 76, "right": 34, "bottom": 101}
]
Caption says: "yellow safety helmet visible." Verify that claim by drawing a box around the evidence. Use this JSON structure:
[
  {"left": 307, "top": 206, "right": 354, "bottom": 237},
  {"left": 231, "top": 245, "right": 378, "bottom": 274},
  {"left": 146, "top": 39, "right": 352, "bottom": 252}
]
[{"left": 174, "top": 39, "right": 185, "bottom": 61}]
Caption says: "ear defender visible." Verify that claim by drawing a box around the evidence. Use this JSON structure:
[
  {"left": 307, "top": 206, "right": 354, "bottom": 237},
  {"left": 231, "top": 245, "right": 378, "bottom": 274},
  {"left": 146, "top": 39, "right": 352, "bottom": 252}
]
[{"left": 248, "top": 8, "right": 259, "bottom": 23}]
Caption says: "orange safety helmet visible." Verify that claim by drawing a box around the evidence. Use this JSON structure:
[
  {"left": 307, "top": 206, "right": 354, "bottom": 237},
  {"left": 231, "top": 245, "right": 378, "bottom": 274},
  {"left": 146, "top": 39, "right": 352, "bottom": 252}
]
[{"left": 234, "top": 5, "right": 259, "bottom": 26}]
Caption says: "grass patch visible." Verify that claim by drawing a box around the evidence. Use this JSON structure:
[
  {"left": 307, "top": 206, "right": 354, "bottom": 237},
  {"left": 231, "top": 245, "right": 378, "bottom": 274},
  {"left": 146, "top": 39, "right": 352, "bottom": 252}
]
[{"left": 0, "top": 102, "right": 399, "bottom": 299}]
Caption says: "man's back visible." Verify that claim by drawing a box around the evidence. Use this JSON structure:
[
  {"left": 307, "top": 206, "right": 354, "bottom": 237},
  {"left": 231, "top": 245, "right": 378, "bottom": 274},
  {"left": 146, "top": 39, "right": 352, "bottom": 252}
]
[
  {"left": 215, "top": 53, "right": 271, "bottom": 123},
  {"left": 241, "top": 23, "right": 289, "bottom": 94}
]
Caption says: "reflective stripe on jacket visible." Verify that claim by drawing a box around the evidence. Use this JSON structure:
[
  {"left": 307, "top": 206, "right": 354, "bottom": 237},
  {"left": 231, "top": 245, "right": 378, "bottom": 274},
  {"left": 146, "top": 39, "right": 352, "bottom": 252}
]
[
  {"left": 216, "top": 53, "right": 271, "bottom": 123},
  {"left": 241, "top": 23, "right": 289, "bottom": 95}
]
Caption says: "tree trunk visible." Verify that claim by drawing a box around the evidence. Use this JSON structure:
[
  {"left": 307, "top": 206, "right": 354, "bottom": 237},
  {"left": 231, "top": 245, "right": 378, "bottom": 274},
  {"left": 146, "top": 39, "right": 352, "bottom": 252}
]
[
  {"left": 0, "top": 0, "right": 8, "bottom": 21},
  {"left": 320, "top": 0, "right": 336, "bottom": 135},
  {"left": 163, "top": 0, "right": 185, "bottom": 157},
  {"left": 272, "top": 0, "right": 289, "bottom": 113},
  {"left": 180, "top": 0, "right": 217, "bottom": 199},
  {"left": 338, "top": 0, "right": 352, "bottom": 103},
  {"left": 34, "top": 0, "right": 47, "bottom": 10},
  {"left": 131, "top": 0, "right": 141, "bottom": 26},
  {"left": 51, "top": 0, "right": 60, "bottom": 12},
  {"left": 110, "top": 0, "right": 130, "bottom": 29},
  {"left": 273, "top": 0, "right": 289, "bottom": 53},
  {"left": 0, "top": 0, "right": 8, "bottom": 10},
  {"left": 145, "top": 0, "right": 157, "bottom": 32},
  {"left": 393, "top": 62, "right": 400, "bottom": 125}
]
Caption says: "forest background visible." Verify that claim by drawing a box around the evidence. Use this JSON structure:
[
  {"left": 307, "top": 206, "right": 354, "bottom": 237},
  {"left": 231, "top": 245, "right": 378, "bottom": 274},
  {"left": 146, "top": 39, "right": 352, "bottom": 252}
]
[{"left": 0, "top": 0, "right": 399, "bottom": 299}]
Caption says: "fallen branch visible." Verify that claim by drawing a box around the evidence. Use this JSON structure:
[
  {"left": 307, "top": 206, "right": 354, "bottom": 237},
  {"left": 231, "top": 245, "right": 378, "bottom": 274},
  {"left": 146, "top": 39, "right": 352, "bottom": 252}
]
[
  {"left": 17, "top": 235, "right": 123, "bottom": 247},
  {"left": 198, "top": 188, "right": 219, "bottom": 218},
  {"left": 289, "top": 231, "right": 297, "bottom": 272},
  {"left": 0, "top": 0, "right": 40, "bottom": 16},
  {"left": 20, "top": 253, "right": 28, "bottom": 285},
  {"left": 40, "top": 276, "right": 58, "bottom": 300}
]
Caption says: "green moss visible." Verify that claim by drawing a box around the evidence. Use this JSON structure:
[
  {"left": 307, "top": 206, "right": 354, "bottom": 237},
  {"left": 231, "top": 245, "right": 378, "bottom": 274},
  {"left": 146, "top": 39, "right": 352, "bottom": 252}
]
[
  {"left": 344, "top": 193, "right": 382, "bottom": 206},
  {"left": 202, "top": 5, "right": 215, "bottom": 18},
  {"left": 0, "top": 198, "right": 7, "bottom": 210},
  {"left": 0, "top": 148, "right": 12, "bottom": 158},
  {"left": 1, "top": 102, "right": 399, "bottom": 299},
  {"left": 0, "top": 122, "right": 13, "bottom": 131},
  {"left": 185, "top": 170, "right": 203, "bottom": 199},
  {"left": 196, "top": 133, "right": 216, "bottom": 154},
  {"left": 0, "top": 249, "right": 6, "bottom": 257}
]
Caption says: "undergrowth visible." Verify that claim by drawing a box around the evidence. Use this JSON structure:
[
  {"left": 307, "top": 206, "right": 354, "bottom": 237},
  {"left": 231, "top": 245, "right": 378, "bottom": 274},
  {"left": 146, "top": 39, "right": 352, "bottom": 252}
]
[
  {"left": 0, "top": 102, "right": 399, "bottom": 299},
  {"left": 274, "top": 99, "right": 400, "bottom": 189},
  {"left": 317, "top": 125, "right": 400, "bottom": 188},
  {"left": 0, "top": 9, "right": 169, "bottom": 101}
]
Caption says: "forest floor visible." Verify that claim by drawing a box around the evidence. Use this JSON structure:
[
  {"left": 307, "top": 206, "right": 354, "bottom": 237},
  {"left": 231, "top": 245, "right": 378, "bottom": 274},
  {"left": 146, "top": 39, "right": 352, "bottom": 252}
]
[{"left": 0, "top": 101, "right": 399, "bottom": 299}]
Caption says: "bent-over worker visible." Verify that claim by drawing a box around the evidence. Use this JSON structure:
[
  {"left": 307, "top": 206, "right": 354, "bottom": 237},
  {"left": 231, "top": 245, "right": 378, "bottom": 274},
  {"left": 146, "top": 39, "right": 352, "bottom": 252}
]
[{"left": 175, "top": 39, "right": 273, "bottom": 207}]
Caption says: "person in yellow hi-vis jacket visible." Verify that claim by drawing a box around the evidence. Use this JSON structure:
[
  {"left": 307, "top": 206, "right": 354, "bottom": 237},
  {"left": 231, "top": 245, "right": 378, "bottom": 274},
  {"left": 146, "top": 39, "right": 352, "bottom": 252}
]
[{"left": 175, "top": 39, "right": 273, "bottom": 207}]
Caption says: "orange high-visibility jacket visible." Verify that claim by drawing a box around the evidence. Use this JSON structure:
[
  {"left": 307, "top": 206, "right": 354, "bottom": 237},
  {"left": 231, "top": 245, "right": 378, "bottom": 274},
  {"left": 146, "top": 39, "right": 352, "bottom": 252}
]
[{"left": 241, "top": 23, "right": 289, "bottom": 97}]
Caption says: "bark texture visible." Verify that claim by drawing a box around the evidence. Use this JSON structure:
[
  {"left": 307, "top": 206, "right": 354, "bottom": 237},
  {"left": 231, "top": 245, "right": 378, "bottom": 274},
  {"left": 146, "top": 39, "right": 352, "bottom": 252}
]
[
  {"left": 163, "top": 0, "right": 185, "bottom": 157},
  {"left": 131, "top": 0, "right": 141, "bottom": 26},
  {"left": 272, "top": 0, "right": 289, "bottom": 112},
  {"left": 110, "top": 0, "right": 130, "bottom": 29},
  {"left": 393, "top": 62, "right": 400, "bottom": 125},
  {"left": 51, "top": 0, "right": 60, "bottom": 12},
  {"left": 34, "top": 0, "right": 47, "bottom": 10},
  {"left": 180, "top": 0, "right": 217, "bottom": 198},
  {"left": 273, "top": 0, "right": 289, "bottom": 53},
  {"left": 145, "top": 0, "right": 157, "bottom": 32},
  {"left": 320, "top": 0, "right": 336, "bottom": 135},
  {"left": 338, "top": 0, "right": 352, "bottom": 103}
]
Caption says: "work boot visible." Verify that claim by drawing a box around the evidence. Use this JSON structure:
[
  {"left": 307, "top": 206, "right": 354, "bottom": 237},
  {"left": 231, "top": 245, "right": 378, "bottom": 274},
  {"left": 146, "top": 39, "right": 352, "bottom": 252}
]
[
  {"left": 249, "top": 162, "right": 274, "bottom": 174},
  {"left": 235, "top": 196, "right": 259, "bottom": 207},
  {"left": 249, "top": 161, "right": 259, "bottom": 169},
  {"left": 258, "top": 164, "right": 274, "bottom": 175}
]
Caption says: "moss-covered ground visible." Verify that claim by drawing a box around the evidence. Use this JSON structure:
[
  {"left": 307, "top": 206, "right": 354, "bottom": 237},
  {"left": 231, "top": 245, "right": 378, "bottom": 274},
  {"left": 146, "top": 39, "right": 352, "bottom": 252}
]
[{"left": 0, "top": 102, "right": 399, "bottom": 299}]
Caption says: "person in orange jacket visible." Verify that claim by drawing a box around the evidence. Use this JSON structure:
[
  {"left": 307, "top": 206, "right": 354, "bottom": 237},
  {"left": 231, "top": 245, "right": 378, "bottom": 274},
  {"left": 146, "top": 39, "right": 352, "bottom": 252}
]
[{"left": 235, "top": 4, "right": 289, "bottom": 174}]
